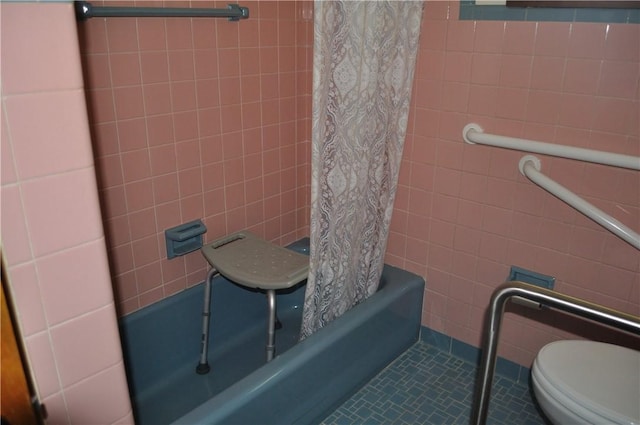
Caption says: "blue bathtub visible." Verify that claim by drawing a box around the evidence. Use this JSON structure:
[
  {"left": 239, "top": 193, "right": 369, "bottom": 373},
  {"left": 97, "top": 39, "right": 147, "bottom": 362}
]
[{"left": 119, "top": 239, "right": 425, "bottom": 425}]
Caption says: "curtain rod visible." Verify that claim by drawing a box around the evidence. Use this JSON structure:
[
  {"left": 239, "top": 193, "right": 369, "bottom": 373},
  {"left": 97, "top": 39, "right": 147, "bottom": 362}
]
[
  {"left": 463, "top": 123, "right": 640, "bottom": 171},
  {"left": 75, "top": 1, "right": 249, "bottom": 21}
]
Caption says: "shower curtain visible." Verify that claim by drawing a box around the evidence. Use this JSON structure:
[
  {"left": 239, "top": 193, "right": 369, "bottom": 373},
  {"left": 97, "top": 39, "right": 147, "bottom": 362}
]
[{"left": 301, "top": 1, "right": 424, "bottom": 339}]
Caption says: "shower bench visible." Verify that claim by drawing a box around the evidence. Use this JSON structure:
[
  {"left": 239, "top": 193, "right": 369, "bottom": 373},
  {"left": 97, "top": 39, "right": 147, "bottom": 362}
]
[{"left": 197, "top": 231, "right": 309, "bottom": 373}]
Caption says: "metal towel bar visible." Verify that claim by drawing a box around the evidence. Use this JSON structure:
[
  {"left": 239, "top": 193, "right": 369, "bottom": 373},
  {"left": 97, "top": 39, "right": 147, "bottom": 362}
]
[
  {"left": 471, "top": 281, "right": 640, "bottom": 425},
  {"left": 75, "top": 1, "right": 249, "bottom": 21}
]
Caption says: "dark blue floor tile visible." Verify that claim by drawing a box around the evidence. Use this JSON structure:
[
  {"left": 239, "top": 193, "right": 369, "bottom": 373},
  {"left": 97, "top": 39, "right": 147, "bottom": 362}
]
[{"left": 321, "top": 341, "right": 546, "bottom": 425}]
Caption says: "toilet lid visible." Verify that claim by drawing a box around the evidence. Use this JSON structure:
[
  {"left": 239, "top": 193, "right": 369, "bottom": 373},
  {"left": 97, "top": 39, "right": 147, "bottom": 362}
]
[{"left": 536, "top": 340, "right": 640, "bottom": 425}]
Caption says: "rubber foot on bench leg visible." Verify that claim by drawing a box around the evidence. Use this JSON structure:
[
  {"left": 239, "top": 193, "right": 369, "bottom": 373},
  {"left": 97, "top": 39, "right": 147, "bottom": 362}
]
[{"left": 196, "top": 363, "right": 210, "bottom": 374}]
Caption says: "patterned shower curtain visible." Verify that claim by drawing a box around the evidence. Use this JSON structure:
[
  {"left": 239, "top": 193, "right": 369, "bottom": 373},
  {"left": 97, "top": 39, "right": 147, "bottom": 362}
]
[{"left": 301, "top": 1, "right": 424, "bottom": 339}]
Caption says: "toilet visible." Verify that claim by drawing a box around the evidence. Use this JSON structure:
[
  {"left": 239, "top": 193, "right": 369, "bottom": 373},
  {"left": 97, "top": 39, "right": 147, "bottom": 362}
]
[{"left": 532, "top": 340, "right": 640, "bottom": 425}]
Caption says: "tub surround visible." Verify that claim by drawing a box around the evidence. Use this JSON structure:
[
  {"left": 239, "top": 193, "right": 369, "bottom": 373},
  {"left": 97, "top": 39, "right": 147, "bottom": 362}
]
[{"left": 119, "top": 242, "right": 424, "bottom": 425}]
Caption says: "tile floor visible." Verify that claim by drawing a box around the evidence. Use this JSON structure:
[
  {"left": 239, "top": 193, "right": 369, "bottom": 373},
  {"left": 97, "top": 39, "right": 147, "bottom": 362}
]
[{"left": 321, "top": 341, "right": 548, "bottom": 425}]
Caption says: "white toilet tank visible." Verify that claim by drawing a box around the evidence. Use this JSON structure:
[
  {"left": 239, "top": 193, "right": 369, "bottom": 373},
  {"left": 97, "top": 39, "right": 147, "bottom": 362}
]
[{"left": 532, "top": 340, "right": 640, "bottom": 425}]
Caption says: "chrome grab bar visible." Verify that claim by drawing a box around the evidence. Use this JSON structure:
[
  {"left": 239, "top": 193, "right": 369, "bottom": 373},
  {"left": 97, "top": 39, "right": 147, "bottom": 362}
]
[{"left": 471, "top": 281, "right": 640, "bottom": 425}]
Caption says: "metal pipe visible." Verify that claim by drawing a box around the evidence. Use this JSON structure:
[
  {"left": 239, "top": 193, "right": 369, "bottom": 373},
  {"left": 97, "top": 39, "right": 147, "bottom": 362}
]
[
  {"left": 196, "top": 268, "right": 219, "bottom": 374},
  {"left": 463, "top": 123, "right": 640, "bottom": 171},
  {"left": 471, "top": 281, "right": 640, "bottom": 425},
  {"left": 520, "top": 155, "right": 640, "bottom": 250},
  {"left": 75, "top": 1, "right": 249, "bottom": 21},
  {"left": 266, "top": 289, "right": 277, "bottom": 362}
]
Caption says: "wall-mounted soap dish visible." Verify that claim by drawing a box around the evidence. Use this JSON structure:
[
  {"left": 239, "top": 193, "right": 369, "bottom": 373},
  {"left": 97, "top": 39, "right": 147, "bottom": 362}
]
[{"left": 165, "top": 219, "right": 207, "bottom": 259}]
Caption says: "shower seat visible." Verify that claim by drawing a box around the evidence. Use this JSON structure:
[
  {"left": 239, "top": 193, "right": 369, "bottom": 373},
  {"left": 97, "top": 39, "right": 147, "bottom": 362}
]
[{"left": 197, "top": 231, "right": 309, "bottom": 373}]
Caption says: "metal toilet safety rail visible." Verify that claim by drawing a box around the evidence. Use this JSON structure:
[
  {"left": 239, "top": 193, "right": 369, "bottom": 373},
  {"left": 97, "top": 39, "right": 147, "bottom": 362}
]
[{"left": 471, "top": 281, "right": 640, "bottom": 425}]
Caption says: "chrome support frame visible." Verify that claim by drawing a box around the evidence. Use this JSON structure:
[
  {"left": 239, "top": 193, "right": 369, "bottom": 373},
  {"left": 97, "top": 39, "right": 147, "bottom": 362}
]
[{"left": 471, "top": 281, "right": 640, "bottom": 425}]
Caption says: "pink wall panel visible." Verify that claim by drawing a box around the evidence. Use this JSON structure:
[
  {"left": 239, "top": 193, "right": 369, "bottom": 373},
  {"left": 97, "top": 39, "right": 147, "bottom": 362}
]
[
  {"left": 1, "top": 2, "right": 133, "bottom": 423},
  {"left": 391, "top": 1, "right": 639, "bottom": 366},
  {"left": 79, "top": 1, "right": 313, "bottom": 315}
]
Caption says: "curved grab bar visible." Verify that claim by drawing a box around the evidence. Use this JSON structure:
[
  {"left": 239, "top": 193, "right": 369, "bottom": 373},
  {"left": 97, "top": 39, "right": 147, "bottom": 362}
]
[
  {"left": 520, "top": 155, "right": 640, "bottom": 250},
  {"left": 471, "top": 281, "right": 640, "bottom": 425},
  {"left": 463, "top": 123, "right": 640, "bottom": 171}
]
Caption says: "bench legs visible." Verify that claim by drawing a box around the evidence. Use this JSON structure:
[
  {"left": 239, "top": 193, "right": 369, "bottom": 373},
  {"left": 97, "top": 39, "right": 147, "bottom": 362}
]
[{"left": 266, "top": 289, "right": 277, "bottom": 362}]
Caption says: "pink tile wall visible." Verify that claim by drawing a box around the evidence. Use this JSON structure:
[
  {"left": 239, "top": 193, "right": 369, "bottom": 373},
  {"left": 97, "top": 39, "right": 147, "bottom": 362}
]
[
  {"left": 78, "top": 1, "right": 313, "bottom": 315},
  {"left": 1, "top": 2, "right": 133, "bottom": 424},
  {"left": 388, "top": 0, "right": 639, "bottom": 366},
  {"left": 52, "top": 0, "right": 637, "bottom": 372}
]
